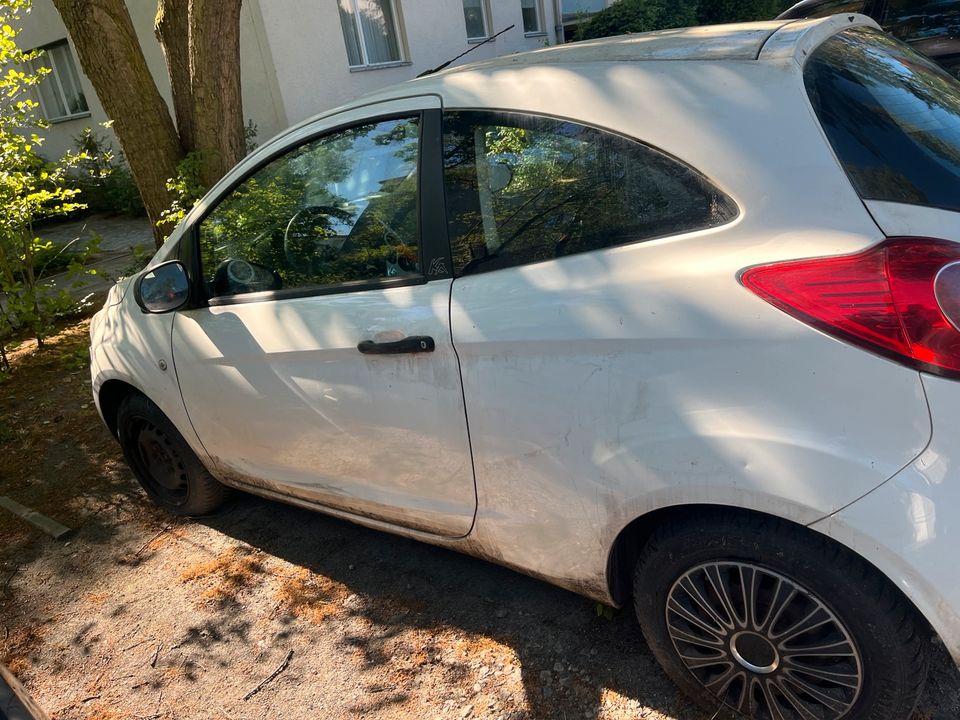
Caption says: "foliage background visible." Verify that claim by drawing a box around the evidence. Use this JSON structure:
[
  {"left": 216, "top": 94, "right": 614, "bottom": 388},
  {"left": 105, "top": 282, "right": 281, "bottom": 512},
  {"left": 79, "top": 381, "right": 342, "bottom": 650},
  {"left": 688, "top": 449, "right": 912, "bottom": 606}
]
[
  {"left": 0, "top": 0, "right": 96, "bottom": 366},
  {"left": 578, "top": 0, "right": 797, "bottom": 39}
]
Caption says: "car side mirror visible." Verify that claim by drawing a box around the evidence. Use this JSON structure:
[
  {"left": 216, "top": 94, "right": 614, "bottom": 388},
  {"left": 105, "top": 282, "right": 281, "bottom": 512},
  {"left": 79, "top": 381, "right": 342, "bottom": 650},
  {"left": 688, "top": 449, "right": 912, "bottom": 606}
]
[{"left": 135, "top": 260, "right": 190, "bottom": 313}]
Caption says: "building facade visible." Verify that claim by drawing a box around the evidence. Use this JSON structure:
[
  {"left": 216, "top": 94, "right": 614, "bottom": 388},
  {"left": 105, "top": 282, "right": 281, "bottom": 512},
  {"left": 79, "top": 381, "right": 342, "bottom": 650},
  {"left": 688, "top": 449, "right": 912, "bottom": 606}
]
[{"left": 15, "top": 0, "right": 613, "bottom": 162}]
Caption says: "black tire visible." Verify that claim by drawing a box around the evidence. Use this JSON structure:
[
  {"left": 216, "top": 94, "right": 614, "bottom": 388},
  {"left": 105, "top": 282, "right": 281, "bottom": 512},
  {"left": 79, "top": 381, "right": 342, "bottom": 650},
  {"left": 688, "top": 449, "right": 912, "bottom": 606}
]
[
  {"left": 116, "top": 392, "right": 229, "bottom": 516},
  {"left": 633, "top": 510, "right": 929, "bottom": 720}
]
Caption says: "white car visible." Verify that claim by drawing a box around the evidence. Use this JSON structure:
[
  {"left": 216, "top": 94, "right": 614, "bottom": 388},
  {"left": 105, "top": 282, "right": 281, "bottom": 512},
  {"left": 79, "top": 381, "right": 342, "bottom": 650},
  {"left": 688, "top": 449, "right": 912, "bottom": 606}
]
[{"left": 90, "top": 14, "right": 960, "bottom": 719}]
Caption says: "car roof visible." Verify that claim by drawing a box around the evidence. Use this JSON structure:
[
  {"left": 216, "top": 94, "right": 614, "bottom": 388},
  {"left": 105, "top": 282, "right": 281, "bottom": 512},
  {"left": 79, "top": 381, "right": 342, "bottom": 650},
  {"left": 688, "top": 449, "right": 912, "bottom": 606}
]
[
  {"left": 237, "top": 14, "right": 879, "bottom": 162},
  {"left": 435, "top": 21, "right": 792, "bottom": 70}
]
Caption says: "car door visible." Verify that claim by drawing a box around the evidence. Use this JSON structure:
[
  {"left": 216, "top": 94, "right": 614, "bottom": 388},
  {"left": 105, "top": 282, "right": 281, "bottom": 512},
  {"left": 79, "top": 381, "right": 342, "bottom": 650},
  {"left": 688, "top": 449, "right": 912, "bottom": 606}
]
[{"left": 171, "top": 98, "right": 477, "bottom": 538}]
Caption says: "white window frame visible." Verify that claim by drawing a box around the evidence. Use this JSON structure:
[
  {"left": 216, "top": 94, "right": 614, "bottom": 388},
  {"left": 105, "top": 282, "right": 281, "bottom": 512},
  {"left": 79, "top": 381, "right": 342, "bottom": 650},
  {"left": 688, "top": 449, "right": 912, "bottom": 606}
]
[
  {"left": 521, "top": 0, "right": 546, "bottom": 36},
  {"left": 30, "top": 40, "right": 89, "bottom": 123},
  {"left": 340, "top": 0, "right": 408, "bottom": 70},
  {"left": 463, "top": 0, "right": 492, "bottom": 42}
]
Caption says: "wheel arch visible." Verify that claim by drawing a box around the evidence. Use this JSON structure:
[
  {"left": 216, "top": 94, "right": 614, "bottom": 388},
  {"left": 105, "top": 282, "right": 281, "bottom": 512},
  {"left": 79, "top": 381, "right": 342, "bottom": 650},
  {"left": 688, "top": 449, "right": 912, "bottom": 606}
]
[
  {"left": 97, "top": 378, "right": 144, "bottom": 438},
  {"left": 605, "top": 503, "right": 936, "bottom": 640}
]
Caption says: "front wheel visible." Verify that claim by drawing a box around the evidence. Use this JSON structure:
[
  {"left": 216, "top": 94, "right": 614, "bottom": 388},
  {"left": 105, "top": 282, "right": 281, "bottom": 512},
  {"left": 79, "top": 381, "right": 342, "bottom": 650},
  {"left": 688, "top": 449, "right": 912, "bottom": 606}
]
[
  {"left": 117, "top": 392, "right": 229, "bottom": 516},
  {"left": 633, "top": 511, "right": 929, "bottom": 720}
]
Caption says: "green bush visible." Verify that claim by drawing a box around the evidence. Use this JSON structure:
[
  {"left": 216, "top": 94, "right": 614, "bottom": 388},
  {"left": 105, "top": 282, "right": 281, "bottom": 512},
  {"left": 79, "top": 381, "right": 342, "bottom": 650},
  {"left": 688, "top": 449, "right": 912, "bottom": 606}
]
[
  {"left": 31, "top": 242, "right": 81, "bottom": 275},
  {"left": 579, "top": 0, "right": 697, "bottom": 38},
  {"left": 70, "top": 127, "right": 145, "bottom": 217},
  {"left": 698, "top": 0, "right": 795, "bottom": 25},
  {"left": 0, "top": 0, "right": 98, "bottom": 362}
]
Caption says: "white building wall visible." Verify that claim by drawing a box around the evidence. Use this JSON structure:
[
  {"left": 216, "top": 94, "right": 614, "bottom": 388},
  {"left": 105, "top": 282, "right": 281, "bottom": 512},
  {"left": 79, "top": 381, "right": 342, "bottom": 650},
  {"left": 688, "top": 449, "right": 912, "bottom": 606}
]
[
  {"left": 259, "top": 0, "right": 561, "bottom": 129},
  {"left": 16, "top": 0, "right": 175, "bottom": 161},
  {"left": 16, "top": 0, "right": 562, "bottom": 161}
]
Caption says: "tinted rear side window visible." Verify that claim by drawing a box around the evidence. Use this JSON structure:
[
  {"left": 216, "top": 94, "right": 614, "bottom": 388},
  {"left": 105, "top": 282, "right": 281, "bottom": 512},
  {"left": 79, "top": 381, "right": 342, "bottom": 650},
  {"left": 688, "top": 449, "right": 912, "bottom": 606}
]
[
  {"left": 805, "top": 26, "right": 960, "bottom": 211},
  {"left": 442, "top": 111, "right": 738, "bottom": 276}
]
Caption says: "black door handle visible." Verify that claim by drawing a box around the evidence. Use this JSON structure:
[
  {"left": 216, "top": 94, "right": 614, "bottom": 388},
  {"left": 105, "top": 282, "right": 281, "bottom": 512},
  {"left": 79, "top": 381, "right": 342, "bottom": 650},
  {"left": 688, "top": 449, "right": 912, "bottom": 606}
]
[{"left": 357, "top": 335, "right": 435, "bottom": 355}]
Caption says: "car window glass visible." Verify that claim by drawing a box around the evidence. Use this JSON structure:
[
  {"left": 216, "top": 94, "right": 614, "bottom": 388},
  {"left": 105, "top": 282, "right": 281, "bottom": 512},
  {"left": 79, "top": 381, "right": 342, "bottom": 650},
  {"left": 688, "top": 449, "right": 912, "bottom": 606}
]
[
  {"left": 883, "top": 0, "right": 960, "bottom": 43},
  {"left": 198, "top": 116, "right": 420, "bottom": 298},
  {"left": 441, "top": 112, "right": 737, "bottom": 276},
  {"left": 805, "top": 26, "right": 960, "bottom": 212}
]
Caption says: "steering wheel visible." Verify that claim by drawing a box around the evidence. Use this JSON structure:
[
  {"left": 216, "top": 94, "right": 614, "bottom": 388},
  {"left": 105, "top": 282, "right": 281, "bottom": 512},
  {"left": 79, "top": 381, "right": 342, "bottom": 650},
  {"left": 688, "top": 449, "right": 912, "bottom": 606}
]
[{"left": 212, "top": 259, "right": 282, "bottom": 296}]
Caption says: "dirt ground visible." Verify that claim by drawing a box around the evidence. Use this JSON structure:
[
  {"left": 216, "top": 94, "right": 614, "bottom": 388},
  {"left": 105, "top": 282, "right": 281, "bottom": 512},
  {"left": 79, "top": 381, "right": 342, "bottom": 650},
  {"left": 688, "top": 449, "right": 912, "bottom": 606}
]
[{"left": 2, "top": 320, "right": 959, "bottom": 720}]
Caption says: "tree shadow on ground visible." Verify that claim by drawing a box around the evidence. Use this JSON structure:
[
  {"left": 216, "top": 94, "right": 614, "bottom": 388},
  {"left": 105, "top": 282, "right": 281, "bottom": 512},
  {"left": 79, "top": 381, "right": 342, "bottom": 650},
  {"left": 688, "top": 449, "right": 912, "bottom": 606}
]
[
  {"left": 195, "top": 493, "right": 960, "bottom": 720},
  {"left": 204, "top": 495, "right": 695, "bottom": 717}
]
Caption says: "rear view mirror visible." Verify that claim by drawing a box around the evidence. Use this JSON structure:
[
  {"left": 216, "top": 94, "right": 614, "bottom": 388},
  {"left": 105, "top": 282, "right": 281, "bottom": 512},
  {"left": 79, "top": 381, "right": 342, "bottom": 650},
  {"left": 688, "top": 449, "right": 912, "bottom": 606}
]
[
  {"left": 135, "top": 261, "right": 190, "bottom": 313},
  {"left": 487, "top": 161, "right": 514, "bottom": 193}
]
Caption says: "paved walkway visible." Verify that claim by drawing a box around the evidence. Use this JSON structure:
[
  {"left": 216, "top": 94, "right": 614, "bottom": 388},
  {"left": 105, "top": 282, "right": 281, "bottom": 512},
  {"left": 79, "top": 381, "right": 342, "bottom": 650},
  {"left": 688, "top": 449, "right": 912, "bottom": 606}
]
[{"left": 39, "top": 213, "right": 156, "bottom": 302}]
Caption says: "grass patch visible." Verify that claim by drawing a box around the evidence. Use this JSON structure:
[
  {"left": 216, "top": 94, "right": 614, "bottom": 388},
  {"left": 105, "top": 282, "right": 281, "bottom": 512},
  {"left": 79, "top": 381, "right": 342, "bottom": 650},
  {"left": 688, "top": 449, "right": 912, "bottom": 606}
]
[
  {"left": 274, "top": 567, "right": 350, "bottom": 624},
  {"left": 1, "top": 622, "right": 44, "bottom": 676},
  {"left": 0, "top": 318, "right": 132, "bottom": 543},
  {"left": 0, "top": 420, "right": 15, "bottom": 445},
  {"left": 179, "top": 546, "right": 264, "bottom": 606}
]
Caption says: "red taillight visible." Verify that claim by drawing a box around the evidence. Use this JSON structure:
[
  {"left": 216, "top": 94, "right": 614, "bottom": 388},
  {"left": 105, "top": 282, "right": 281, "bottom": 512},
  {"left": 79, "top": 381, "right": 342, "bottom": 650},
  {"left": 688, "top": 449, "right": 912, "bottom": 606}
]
[{"left": 740, "top": 237, "right": 960, "bottom": 377}]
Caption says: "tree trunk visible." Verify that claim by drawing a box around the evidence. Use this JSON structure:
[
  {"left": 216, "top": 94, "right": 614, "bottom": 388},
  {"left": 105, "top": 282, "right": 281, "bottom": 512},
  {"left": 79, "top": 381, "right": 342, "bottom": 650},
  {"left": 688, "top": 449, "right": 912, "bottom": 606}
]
[
  {"left": 155, "top": 0, "right": 194, "bottom": 153},
  {"left": 188, "top": 0, "right": 245, "bottom": 189},
  {"left": 53, "top": 0, "right": 183, "bottom": 247}
]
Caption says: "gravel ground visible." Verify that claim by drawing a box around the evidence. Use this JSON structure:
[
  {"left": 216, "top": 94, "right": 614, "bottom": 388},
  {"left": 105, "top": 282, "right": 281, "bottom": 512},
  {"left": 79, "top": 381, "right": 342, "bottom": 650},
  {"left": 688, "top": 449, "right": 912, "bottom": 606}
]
[{"left": 2, "top": 321, "right": 959, "bottom": 720}]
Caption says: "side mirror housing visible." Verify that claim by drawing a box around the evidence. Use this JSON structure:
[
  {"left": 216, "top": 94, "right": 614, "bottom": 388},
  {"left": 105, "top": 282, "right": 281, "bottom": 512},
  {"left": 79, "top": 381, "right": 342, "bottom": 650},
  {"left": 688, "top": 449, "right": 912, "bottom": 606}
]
[{"left": 135, "top": 260, "right": 190, "bottom": 313}]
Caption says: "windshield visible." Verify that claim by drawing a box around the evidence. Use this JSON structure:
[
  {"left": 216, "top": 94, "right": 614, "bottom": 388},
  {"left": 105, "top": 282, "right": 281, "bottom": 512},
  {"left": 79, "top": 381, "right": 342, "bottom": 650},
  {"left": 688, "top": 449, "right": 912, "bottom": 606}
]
[{"left": 805, "top": 26, "right": 960, "bottom": 212}]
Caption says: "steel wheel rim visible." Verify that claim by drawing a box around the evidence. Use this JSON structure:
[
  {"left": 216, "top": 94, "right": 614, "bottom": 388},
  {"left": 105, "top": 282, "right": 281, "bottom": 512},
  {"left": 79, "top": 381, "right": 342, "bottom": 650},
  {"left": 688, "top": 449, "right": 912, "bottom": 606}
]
[
  {"left": 665, "top": 561, "right": 863, "bottom": 719},
  {"left": 131, "top": 420, "right": 189, "bottom": 503}
]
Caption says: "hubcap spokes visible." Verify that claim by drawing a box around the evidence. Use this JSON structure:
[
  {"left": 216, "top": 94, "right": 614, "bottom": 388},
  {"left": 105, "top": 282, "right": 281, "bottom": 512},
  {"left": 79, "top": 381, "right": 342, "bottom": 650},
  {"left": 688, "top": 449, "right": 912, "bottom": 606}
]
[{"left": 665, "top": 561, "right": 862, "bottom": 719}]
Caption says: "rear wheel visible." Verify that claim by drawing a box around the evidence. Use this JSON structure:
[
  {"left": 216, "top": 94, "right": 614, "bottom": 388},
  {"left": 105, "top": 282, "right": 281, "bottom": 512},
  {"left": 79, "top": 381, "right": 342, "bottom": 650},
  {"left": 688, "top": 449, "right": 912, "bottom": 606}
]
[
  {"left": 117, "top": 392, "right": 229, "bottom": 516},
  {"left": 633, "top": 511, "right": 929, "bottom": 720}
]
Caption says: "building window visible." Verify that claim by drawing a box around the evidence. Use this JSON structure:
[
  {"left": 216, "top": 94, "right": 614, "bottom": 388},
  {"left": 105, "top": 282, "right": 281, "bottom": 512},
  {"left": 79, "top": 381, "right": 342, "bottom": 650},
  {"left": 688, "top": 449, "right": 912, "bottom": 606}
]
[
  {"left": 521, "top": 0, "right": 543, "bottom": 34},
  {"left": 462, "top": 0, "right": 489, "bottom": 40},
  {"left": 338, "top": 0, "right": 405, "bottom": 68},
  {"left": 29, "top": 40, "right": 89, "bottom": 122}
]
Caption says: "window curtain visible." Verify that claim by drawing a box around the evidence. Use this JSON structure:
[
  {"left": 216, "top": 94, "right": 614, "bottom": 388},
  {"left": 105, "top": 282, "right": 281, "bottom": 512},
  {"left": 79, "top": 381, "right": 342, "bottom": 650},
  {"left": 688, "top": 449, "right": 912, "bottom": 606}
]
[
  {"left": 338, "top": 0, "right": 364, "bottom": 66},
  {"left": 462, "top": 0, "right": 487, "bottom": 39},
  {"left": 49, "top": 43, "right": 88, "bottom": 115},
  {"left": 357, "top": 0, "right": 401, "bottom": 64},
  {"left": 521, "top": 0, "right": 540, "bottom": 33}
]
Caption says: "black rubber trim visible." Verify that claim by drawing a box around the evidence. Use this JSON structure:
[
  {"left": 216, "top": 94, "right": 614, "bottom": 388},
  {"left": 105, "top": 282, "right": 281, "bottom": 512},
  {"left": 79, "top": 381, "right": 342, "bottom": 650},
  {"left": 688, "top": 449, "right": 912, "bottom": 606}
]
[
  {"left": 420, "top": 108, "right": 453, "bottom": 280},
  {"left": 204, "top": 275, "right": 428, "bottom": 307}
]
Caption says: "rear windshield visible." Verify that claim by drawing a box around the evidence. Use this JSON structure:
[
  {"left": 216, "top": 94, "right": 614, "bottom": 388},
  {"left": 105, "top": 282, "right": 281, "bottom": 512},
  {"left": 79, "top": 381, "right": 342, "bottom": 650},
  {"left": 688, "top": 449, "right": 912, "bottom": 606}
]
[{"left": 805, "top": 26, "right": 960, "bottom": 212}]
